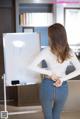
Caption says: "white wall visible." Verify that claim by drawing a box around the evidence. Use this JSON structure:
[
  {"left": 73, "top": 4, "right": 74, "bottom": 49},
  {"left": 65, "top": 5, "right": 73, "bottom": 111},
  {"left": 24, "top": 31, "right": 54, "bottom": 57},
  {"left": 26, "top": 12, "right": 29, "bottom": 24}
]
[
  {"left": 55, "top": 3, "right": 80, "bottom": 25},
  {"left": 55, "top": 3, "right": 80, "bottom": 112}
]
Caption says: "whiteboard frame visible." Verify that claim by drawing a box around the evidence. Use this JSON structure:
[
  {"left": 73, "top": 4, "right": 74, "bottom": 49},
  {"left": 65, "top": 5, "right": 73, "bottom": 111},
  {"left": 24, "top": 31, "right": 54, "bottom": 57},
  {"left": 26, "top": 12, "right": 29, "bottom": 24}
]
[{"left": 2, "top": 32, "right": 42, "bottom": 118}]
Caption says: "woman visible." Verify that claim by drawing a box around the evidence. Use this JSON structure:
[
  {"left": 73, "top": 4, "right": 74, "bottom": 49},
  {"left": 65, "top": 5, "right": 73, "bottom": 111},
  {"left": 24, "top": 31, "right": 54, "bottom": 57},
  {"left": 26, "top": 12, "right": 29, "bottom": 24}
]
[{"left": 28, "top": 23, "right": 80, "bottom": 119}]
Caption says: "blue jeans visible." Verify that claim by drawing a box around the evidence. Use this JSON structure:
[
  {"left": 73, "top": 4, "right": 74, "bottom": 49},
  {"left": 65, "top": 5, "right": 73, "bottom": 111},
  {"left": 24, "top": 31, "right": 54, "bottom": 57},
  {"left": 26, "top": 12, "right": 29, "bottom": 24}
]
[{"left": 40, "top": 78, "right": 68, "bottom": 119}]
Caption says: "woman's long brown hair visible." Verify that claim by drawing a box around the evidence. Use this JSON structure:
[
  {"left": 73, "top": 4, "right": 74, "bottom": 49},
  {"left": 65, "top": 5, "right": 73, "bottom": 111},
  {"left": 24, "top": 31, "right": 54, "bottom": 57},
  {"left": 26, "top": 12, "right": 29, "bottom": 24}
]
[{"left": 48, "top": 23, "right": 71, "bottom": 63}]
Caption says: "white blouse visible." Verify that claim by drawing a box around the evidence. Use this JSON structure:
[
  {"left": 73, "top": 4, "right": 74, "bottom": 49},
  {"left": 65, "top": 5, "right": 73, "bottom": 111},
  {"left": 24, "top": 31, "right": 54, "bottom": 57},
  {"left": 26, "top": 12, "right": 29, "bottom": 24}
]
[{"left": 28, "top": 46, "right": 80, "bottom": 82}]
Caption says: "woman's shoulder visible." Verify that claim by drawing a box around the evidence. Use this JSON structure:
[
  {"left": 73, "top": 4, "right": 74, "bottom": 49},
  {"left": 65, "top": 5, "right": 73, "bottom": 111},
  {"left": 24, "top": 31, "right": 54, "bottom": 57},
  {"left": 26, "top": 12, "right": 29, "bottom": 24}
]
[
  {"left": 39, "top": 46, "right": 52, "bottom": 57},
  {"left": 69, "top": 49, "right": 77, "bottom": 60},
  {"left": 69, "top": 49, "right": 75, "bottom": 56},
  {"left": 41, "top": 46, "right": 50, "bottom": 52}
]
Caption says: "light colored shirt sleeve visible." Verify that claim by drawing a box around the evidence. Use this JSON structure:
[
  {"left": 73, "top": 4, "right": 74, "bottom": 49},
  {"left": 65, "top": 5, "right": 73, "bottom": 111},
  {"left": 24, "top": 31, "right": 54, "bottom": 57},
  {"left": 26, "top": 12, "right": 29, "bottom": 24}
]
[
  {"left": 28, "top": 48, "right": 52, "bottom": 76},
  {"left": 61, "top": 51, "right": 80, "bottom": 82}
]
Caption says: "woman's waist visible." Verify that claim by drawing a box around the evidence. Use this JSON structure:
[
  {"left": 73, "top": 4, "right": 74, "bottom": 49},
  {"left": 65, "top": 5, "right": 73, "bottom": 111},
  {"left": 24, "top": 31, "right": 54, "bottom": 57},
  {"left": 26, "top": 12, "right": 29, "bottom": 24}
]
[{"left": 43, "top": 75, "right": 67, "bottom": 85}]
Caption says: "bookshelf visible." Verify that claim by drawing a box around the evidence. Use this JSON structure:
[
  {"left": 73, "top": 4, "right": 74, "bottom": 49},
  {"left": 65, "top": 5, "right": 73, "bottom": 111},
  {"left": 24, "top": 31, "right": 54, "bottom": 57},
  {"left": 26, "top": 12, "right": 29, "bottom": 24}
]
[
  {"left": 18, "top": 3, "right": 54, "bottom": 47},
  {"left": 19, "top": 4, "right": 54, "bottom": 26},
  {"left": 19, "top": 12, "right": 53, "bottom": 27}
]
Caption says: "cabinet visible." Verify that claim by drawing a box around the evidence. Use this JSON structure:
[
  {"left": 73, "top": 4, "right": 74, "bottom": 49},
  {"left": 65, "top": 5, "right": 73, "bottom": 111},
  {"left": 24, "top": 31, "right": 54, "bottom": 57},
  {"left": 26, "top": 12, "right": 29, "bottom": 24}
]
[
  {"left": 17, "top": 84, "right": 40, "bottom": 106},
  {"left": 64, "top": 78, "right": 80, "bottom": 112},
  {"left": 8, "top": 84, "right": 40, "bottom": 106}
]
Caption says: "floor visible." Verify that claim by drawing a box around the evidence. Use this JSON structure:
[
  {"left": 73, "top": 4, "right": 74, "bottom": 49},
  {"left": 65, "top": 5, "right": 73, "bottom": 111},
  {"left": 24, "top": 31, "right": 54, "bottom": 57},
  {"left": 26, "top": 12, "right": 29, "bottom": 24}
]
[
  {"left": 8, "top": 112, "right": 80, "bottom": 119},
  {"left": 0, "top": 105, "right": 80, "bottom": 119}
]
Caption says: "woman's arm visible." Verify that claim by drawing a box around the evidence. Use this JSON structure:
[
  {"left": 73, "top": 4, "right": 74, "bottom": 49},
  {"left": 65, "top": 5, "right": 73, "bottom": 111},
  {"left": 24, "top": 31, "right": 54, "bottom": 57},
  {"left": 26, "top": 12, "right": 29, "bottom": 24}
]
[
  {"left": 28, "top": 48, "right": 53, "bottom": 76},
  {"left": 61, "top": 51, "right": 80, "bottom": 82}
]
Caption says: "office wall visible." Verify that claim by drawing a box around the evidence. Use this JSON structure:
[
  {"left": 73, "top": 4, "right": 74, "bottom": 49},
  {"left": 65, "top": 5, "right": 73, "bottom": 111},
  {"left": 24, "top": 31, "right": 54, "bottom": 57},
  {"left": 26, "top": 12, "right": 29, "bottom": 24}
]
[
  {"left": 55, "top": 3, "right": 80, "bottom": 24},
  {"left": 55, "top": 3, "right": 80, "bottom": 112},
  {"left": 0, "top": 0, "right": 15, "bottom": 104}
]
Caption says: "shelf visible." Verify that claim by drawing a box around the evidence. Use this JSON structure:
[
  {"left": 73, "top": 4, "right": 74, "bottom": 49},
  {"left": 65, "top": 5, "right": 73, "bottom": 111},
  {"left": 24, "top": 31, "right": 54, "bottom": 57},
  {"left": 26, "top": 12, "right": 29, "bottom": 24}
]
[
  {"left": 19, "top": 3, "right": 53, "bottom": 27},
  {"left": 19, "top": 12, "right": 53, "bottom": 27},
  {"left": 19, "top": 3, "right": 53, "bottom": 13}
]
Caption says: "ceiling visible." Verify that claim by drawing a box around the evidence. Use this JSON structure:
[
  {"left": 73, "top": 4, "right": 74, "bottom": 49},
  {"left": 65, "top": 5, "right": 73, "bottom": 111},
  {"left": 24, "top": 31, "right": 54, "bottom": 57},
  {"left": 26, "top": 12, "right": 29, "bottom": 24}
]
[{"left": 18, "top": 0, "right": 80, "bottom": 4}]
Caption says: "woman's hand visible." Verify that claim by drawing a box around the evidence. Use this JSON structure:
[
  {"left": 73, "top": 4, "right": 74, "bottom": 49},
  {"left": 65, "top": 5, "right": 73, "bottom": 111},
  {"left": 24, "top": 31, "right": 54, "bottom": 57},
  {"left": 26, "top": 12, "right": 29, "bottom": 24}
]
[
  {"left": 50, "top": 74, "right": 60, "bottom": 81},
  {"left": 53, "top": 79, "right": 63, "bottom": 87},
  {"left": 50, "top": 74, "right": 63, "bottom": 87}
]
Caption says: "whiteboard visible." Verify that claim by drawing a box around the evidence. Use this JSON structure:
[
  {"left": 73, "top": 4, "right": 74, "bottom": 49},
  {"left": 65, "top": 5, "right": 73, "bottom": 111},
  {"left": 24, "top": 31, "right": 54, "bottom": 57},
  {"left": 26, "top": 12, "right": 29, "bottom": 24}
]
[{"left": 3, "top": 33, "right": 41, "bottom": 86}]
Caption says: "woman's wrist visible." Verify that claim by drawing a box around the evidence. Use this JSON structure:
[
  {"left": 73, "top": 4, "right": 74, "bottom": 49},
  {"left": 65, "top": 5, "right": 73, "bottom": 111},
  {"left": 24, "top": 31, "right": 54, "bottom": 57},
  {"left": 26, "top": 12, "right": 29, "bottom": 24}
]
[{"left": 50, "top": 74, "right": 58, "bottom": 81}]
